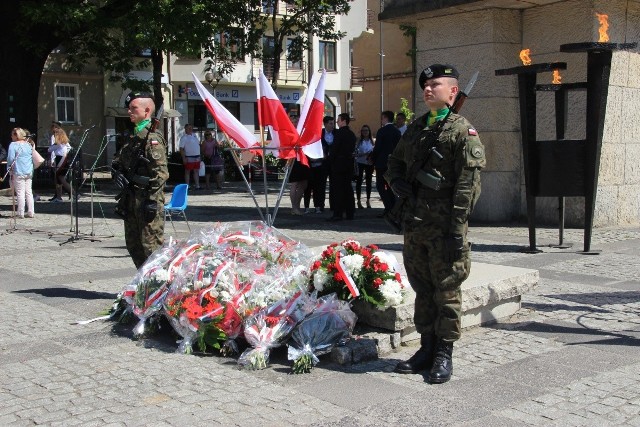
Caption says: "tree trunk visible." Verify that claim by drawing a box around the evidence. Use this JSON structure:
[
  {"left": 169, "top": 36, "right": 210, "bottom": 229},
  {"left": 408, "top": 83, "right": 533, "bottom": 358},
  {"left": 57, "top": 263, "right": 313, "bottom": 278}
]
[
  {"left": 0, "top": 1, "right": 59, "bottom": 148},
  {"left": 151, "top": 49, "right": 164, "bottom": 111}
]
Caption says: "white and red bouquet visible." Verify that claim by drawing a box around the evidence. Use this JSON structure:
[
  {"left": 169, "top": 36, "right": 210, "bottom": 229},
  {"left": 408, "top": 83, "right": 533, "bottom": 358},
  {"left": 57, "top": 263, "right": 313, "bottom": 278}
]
[{"left": 309, "top": 239, "right": 406, "bottom": 310}]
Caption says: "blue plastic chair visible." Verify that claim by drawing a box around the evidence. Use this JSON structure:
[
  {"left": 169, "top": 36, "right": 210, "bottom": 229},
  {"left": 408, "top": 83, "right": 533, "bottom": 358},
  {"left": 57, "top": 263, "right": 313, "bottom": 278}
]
[{"left": 164, "top": 184, "right": 190, "bottom": 233}]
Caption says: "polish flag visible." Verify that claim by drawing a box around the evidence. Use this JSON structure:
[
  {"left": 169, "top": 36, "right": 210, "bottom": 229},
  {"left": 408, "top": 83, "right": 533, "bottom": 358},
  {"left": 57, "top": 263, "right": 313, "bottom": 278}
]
[
  {"left": 192, "top": 72, "right": 257, "bottom": 149},
  {"left": 335, "top": 252, "right": 360, "bottom": 298},
  {"left": 299, "top": 70, "right": 326, "bottom": 160},
  {"left": 256, "top": 69, "right": 300, "bottom": 160}
]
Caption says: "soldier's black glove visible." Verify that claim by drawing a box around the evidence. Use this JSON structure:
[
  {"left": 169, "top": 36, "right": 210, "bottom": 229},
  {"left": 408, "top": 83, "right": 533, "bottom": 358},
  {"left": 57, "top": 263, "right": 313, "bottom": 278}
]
[
  {"left": 111, "top": 168, "right": 129, "bottom": 190},
  {"left": 443, "top": 234, "right": 463, "bottom": 263},
  {"left": 390, "top": 178, "right": 413, "bottom": 198}
]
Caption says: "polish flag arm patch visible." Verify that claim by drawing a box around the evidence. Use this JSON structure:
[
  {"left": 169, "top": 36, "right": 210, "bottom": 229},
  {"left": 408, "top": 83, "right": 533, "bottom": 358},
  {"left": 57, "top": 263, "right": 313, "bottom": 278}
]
[
  {"left": 151, "top": 139, "right": 159, "bottom": 145},
  {"left": 468, "top": 128, "right": 478, "bottom": 136}
]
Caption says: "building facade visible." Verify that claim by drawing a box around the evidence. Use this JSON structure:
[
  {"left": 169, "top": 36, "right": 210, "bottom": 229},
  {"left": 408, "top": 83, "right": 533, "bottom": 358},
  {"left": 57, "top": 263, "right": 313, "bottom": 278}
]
[
  {"left": 380, "top": 0, "right": 640, "bottom": 227},
  {"left": 169, "top": 0, "right": 370, "bottom": 147}
]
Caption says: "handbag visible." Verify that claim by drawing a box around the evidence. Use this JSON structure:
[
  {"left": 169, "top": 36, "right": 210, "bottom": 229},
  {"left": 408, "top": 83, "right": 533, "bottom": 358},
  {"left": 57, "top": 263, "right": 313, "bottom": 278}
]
[
  {"left": 198, "top": 161, "right": 206, "bottom": 177},
  {"left": 211, "top": 154, "right": 224, "bottom": 172},
  {"left": 32, "top": 146, "right": 45, "bottom": 169}
]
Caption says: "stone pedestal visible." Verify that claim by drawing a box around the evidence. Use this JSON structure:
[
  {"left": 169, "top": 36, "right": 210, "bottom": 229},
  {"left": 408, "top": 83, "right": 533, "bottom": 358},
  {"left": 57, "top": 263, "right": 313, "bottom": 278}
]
[{"left": 351, "top": 262, "right": 538, "bottom": 345}]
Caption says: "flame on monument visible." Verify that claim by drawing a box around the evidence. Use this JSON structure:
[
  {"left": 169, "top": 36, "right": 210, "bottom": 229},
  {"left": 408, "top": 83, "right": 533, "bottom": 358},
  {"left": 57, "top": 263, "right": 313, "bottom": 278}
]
[
  {"left": 596, "top": 13, "right": 609, "bottom": 43},
  {"left": 519, "top": 49, "right": 532, "bottom": 66},
  {"left": 552, "top": 70, "right": 561, "bottom": 84}
]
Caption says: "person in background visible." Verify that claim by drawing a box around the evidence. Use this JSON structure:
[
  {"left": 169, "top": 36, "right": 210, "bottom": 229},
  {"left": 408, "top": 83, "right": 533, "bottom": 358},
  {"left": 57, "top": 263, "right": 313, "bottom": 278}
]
[
  {"left": 7, "top": 128, "right": 35, "bottom": 218},
  {"left": 286, "top": 113, "right": 309, "bottom": 215},
  {"left": 303, "top": 152, "right": 325, "bottom": 214},
  {"left": 386, "top": 64, "right": 485, "bottom": 383},
  {"left": 179, "top": 124, "right": 201, "bottom": 190},
  {"left": 201, "top": 131, "right": 224, "bottom": 190},
  {"left": 320, "top": 116, "right": 335, "bottom": 212},
  {"left": 395, "top": 112, "right": 408, "bottom": 135},
  {"left": 371, "top": 110, "right": 402, "bottom": 217},
  {"left": 327, "top": 113, "right": 356, "bottom": 221},
  {"left": 47, "top": 125, "right": 72, "bottom": 202},
  {"left": 354, "top": 124, "right": 375, "bottom": 209},
  {"left": 288, "top": 158, "right": 309, "bottom": 215},
  {"left": 48, "top": 121, "right": 62, "bottom": 166}
]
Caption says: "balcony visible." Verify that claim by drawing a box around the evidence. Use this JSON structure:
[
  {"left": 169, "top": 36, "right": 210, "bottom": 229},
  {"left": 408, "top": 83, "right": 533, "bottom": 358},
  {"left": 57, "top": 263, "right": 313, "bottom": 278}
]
[
  {"left": 351, "top": 66, "right": 364, "bottom": 88},
  {"left": 251, "top": 58, "right": 307, "bottom": 85},
  {"left": 261, "top": 1, "right": 298, "bottom": 16}
]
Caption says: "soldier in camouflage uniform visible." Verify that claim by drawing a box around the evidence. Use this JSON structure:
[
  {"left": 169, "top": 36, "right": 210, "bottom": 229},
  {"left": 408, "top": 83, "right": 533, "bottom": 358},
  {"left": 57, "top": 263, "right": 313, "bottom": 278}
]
[
  {"left": 113, "top": 92, "right": 169, "bottom": 269},
  {"left": 385, "top": 64, "right": 485, "bottom": 383}
]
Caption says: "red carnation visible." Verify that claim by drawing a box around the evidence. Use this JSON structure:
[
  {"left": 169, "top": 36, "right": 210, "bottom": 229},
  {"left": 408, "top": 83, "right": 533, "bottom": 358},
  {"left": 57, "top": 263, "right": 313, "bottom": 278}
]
[{"left": 373, "top": 278, "right": 383, "bottom": 288}]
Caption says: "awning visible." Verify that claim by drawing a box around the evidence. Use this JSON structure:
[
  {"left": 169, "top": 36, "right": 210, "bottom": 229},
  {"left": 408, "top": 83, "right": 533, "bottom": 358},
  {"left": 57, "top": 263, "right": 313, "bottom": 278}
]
[{"left": 105, "top": 107, "right": 182, "bottom": 118}]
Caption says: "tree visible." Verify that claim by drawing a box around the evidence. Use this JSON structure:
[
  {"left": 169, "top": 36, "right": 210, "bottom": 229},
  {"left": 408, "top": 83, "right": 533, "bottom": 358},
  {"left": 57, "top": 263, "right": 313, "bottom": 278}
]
[
  {"left": 61, "top": 1, "right": 265, "bottom": 110},
  {"left": 1, "top": 0, "right": 131, "bottom": 144},
  {"left": 259, "top": 0, "right": 350, "bottom": 88},
  {"left": 0, "top": 0, "right": 263, "bottom": 143}
]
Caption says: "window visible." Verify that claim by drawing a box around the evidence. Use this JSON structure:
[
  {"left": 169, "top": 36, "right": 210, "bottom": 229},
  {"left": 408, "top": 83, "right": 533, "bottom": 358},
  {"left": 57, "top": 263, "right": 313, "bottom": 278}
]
[
  {"left": 345, "top": 92, "right": 354, "bottom": 119},
  {"left": 215, "top": 28, "right": 246, "bottom": 62},
  {"left": 262, "top": 36, "right": 276, "bottom": 79},
  {"left": 262, "top": 0, "right": 275, "bottom": 13},
  {"left": 319, "top": 41, "right": 336, "bottom": 71},
  {"left": 286, "top": 38, "right": 302, "bottom": 70},
  {"left": 55, "top": 84, "right": 79, "bottom": 124}
]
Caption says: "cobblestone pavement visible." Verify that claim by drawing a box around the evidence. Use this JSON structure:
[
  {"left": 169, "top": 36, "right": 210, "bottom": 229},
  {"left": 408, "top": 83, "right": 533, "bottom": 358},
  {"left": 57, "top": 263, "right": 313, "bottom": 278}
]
[{"left": 1, "top": 180, "right": 639, "bottom": 426}]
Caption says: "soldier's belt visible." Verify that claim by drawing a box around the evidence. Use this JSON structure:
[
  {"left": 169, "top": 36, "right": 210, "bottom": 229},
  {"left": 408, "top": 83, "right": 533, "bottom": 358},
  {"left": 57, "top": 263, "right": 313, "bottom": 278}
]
[{"left": 416, "top": 186, "right": 453, "bottom": 199}]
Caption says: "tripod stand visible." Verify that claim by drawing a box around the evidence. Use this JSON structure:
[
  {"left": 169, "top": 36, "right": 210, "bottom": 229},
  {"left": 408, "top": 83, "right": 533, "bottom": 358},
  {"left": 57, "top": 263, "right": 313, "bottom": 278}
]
[{"left": 60, "top": 125, "right": 111, "bottom": 245}]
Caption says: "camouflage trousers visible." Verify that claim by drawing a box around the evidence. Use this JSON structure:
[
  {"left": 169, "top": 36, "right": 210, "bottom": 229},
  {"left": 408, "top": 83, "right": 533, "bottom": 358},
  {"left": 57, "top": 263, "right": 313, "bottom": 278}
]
[
  {"left": 123, "top": 191, "right": 165, "bottom": 269},
  {"left": 402, "top": 198, "right": 471, "bottom": 342}
]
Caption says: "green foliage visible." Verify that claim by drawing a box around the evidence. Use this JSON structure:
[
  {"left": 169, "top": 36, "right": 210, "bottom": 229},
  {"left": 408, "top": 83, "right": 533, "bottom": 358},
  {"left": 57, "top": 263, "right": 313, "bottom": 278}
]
[
  {"left": 399, "top": 98, "right": 414, "bottom": 122},
  {"left": 196, "top": 323, "right": 227, "bottom": 353},
  {"left": 292, "top": 354, "right": 314, "bottom": 374},
  {"left": 399, "top": 24, "right": 417, "bottom": 61}
]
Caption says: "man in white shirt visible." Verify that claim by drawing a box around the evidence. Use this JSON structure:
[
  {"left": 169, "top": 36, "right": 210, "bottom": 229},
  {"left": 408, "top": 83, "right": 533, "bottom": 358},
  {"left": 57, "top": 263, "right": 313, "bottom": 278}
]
[{"left": 179, "top": 124, "right": 201, "bottom": 189}]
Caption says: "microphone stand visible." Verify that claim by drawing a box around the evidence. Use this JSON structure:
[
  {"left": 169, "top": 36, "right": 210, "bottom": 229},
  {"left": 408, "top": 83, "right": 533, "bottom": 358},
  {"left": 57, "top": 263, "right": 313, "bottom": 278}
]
[{"left": 60, "top": 125, "right": 96, "bottom": 245}]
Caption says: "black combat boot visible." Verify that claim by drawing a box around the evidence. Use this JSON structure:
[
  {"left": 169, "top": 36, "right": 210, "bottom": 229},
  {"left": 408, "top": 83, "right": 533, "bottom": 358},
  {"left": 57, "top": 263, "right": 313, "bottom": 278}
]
[
  {"left": 394, "top": 334, "right": 436, "bottom": 374},
  {"left": 428, "top": 339, "right": 454, "bottom": 384}
]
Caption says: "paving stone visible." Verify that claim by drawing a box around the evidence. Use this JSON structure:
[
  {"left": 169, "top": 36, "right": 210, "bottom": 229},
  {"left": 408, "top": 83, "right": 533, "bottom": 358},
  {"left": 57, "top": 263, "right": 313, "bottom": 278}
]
[{"left": 1, "top": 188, "right": 639, "bottom": 425}]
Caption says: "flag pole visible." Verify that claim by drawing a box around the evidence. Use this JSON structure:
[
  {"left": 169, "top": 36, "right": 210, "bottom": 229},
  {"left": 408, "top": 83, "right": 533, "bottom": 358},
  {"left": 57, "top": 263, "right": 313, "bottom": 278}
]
[
  {"left": 221, "top": 132, "right": 266, "bottom": 223},
  {"left": 255, "top": 71, "right": 269, "bottom": 224},
  {"left": 270, "top": 156, "right": 294, "bottom": 223}
]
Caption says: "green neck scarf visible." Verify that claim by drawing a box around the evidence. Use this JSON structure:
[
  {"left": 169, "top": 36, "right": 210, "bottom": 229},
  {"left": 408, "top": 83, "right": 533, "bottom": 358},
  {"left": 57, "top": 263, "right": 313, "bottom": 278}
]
[
  {"left": 135, "top": 119, "right": 151, "bottom": 134},
  {"left": 426, "top": 107, "right": 449, "bottom": 127}
]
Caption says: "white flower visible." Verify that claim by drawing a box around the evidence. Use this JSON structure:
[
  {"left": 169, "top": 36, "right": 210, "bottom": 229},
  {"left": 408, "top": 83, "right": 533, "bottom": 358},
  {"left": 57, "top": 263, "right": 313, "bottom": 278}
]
[
  {"left": 313, "top": 269, "right": 329, "bottom": 292},
  {"left": 218, "top": 290, "right": 231, "bottom": 302},
  {"left": 289, "top": 265, "right": 309, "bottom": 288},
  {"left": 202, "top": 277, "right": 212, "bottom": 286},
  {"left": 152, "top": 268, "right": 169, "bottom": 282},
  {"left": 378, "top": 279, "right": 404, "bottom": 309},
  {"left": 372, "top": 251, "right": 400, "bottom": 272},
  {"left": 342, "top": 254, "right": 364, "bottom": 278}
]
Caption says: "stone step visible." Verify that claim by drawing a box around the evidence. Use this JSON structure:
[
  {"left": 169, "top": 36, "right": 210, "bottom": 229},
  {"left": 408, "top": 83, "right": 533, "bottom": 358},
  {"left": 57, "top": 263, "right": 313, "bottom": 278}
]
[{"left": 350, "top": 252, "right": 538, "bottom": 346}]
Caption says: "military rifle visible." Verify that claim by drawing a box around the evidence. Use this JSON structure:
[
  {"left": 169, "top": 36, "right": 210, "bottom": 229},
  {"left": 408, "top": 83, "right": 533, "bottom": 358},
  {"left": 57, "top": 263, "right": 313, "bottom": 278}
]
[{"left": 384, "top": 72, "right": 478, "bottom": 233}]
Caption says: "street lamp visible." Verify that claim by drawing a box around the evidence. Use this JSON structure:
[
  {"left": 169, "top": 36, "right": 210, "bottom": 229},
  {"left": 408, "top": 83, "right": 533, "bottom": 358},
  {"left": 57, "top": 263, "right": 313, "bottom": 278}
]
[{"left": 204, "top": 70, "right": 222, "bottom": 90}]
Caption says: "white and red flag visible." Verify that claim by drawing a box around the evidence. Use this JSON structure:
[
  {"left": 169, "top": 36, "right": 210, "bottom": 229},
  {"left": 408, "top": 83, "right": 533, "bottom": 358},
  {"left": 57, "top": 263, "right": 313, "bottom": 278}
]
[
  {"left": 299, "top": 70, "right": 326, "bottom": 160},
  {"left": 256, "top": 69, "right": 301, "bottom": 161},
  {"left": 191, "top": 72, "right": 257, "bottom": 149}
]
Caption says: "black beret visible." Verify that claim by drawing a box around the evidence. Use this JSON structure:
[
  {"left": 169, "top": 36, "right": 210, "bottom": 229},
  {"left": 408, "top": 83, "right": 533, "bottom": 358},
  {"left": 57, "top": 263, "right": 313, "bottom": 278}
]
[
  {"left": 419, "top": 64, "right": 460, "bottom": 90},
  {"left": 124, "top": 91, "right": 153, "bottom": 108}
]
